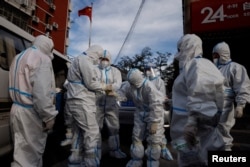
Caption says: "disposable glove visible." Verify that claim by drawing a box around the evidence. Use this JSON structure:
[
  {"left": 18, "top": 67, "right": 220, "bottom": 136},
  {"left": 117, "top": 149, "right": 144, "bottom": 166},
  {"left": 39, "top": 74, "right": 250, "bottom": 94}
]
[
  {"left": 184, "top": 125, "right": 197, "bottom": 146},
  {"left": 43, "top": 118, "right": 55, "bottom": 132},
  {"left": 107, "top": 90, "right": 117, "bottom": 96},
  {"left": 116, "top": 93, "right": 127, "bottom": 102},
  {"left": 102, "top": 84, "right": 112, "bottom": 91},
  {"left": 149, "top": 122, "right": 158, "bottom": 134},
  {"left": 163, "top": 97, "right": 170, "bottom": 110},
  {"left": 161, "top": 146, "right": 174, "bottom": 160},
  {"left": 60, "top": 128, "right": 73, "bottom": 146},
  {"left": 235, "top": 105, "right": 244, "bottom": 118}
]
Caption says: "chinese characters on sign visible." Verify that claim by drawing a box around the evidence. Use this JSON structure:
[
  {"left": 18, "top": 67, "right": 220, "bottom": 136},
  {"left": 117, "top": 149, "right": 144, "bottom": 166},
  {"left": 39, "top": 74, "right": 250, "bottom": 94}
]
[{"left": 191, "top": 0, "right": 250, "bottom": 33}]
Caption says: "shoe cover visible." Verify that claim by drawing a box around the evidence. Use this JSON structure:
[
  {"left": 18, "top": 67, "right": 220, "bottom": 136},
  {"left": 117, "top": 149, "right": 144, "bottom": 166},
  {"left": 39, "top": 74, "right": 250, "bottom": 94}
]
[
  {"left": 83, "top": 149, "right": 100, "bottom": 167},
  {"left": 146, "top": 160, "right": 159, "bottom": 167},
  {"left": 109, "top": 149, "right": 127, "bottom": 159},
  {"left": 161, "top": 147, "right": 173, "bottom": 160},
  {"left": 61, "top": 138, "right": 73, "bottom": 146},
  {"left": 126, "top": 159, "right": 143, "bottom": 167},
  {"left": 61, "top": 129, "right": 73, "bottom": 146},
  {"left": 68, "top": 149, "right": 82, "bottom": 167}
]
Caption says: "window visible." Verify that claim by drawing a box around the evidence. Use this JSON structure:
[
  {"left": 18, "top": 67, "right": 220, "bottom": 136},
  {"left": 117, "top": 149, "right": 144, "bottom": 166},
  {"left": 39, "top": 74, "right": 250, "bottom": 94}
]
[
  {"left": 0, "top": 29, "right": 30, "bottom": 71},
  {"left": 45, "top": 0, "right": 54, "bottom": 4},
  {"left": 45, "top": 14, "right": 51, "bottom": 24}
]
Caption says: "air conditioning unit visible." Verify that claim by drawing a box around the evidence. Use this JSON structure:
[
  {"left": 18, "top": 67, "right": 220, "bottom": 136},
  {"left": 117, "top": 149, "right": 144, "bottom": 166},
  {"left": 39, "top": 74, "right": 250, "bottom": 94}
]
[
  {"left": 21, "top": 0, "right": 28, "bottom": 7},
  {"left": 52, "top": 22, "right": 58, "bottom": 29},
  {"left": 50, "top": 3, "right": 56, "bottom": 10},
  {"left": 46, "top": 24, "right": 53, "bottom": 31},
  {"left": 65, "top": 38, "right": 69, "bottom": 46},
  {"left": 32, "top": 16, "right": 40, "bottom": 23}
]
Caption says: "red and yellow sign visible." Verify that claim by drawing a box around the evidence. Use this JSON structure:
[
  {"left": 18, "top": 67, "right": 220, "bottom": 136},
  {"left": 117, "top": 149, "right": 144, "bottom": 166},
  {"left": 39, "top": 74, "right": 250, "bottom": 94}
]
[{"left": 191, "top": 0, "right": 250, "bottom": 33}]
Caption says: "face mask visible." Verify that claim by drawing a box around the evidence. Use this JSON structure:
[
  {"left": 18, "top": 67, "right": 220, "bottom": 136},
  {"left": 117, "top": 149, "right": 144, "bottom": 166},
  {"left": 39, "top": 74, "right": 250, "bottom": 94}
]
[
  {"left": 130, "top": 81, "right": 142, "bottom": 88},
  {"left": 154, "top": 69, "right": 159, "bottom": 77},
  {"left": 100, "top": 60, "right": 109, "bottom": 69},
  {"left": 213, "top": 58, "right": 219, "bottom": 66},
  {"left": 145, "top": 67, "right": 156, "bottom": 77},
  {"left": 145, "top": 71, "right": 151, "bottom": 77}
]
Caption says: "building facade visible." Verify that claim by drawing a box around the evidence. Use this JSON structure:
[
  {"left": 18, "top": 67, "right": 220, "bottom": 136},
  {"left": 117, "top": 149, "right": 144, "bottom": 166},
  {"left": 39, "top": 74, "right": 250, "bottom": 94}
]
[
  {"left": 0, "top": 0, "right": 71, "bottom": 55},
  {"left": 182, "top": 0, "right": 250, "bottom": 73},
  {"left": 182, "top": 0, "right": 250, "bottom": 148}
]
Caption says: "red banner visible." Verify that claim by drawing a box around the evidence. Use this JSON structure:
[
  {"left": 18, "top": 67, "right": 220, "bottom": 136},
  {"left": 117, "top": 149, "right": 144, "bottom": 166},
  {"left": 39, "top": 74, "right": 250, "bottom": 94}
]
[
  {"left": 78, "top": 6, "right": 92, "bottom": 22},
  {"left": 191, "top": 0, "right": 250, "bottom": 33}
]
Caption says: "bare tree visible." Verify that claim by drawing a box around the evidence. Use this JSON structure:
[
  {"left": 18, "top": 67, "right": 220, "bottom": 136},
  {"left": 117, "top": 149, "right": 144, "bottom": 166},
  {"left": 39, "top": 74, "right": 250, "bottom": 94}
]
[{"left": 115, "top": 46, "right": 176, "bottom": 92}]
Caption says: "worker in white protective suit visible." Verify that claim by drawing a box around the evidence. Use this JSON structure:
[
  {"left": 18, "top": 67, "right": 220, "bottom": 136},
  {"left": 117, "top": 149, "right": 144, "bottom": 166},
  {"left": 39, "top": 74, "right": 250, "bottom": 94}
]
[
  {"left": 144, "top": 64, "right": 173, "bottom": 161},
  {"left": 66, "top": 45, "right": 112, "bottom": 167},
  {"left": 60, "top": 79, "right": 74, "bottom": 147},
  {"left": 118, "top": 68, "right": 165, "bottom": 167},
  {"left": 9, "top": 35, "right": 58, "bottom": 167},
  {"left": 212, "top": 41, "right": 250, "bottom": 151},
  {"left": 96, "top": 50, "right": 127, "bottom": 159},
  {"left": 60, "top": 62, "right": 73, "bottom": 146},
  {"left": 170, "top": 34, "right": 226, "bottom": 166}
]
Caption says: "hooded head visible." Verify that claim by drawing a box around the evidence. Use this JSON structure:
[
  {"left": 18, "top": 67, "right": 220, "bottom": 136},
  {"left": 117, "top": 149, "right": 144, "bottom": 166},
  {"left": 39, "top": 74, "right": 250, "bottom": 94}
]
[
  {"left": 212, "top": 41, "right": 231, "bottom": 66},
  {"left": 144, "top": 63, "right": 156, "bottom": 79},
  {"left": 127, "top": 68, "right": 145, "bottom": 88},
  {"left": 32, "top": 35, "right": 54, "bottom": 59},
  {"left": 174, "top": 34, "right": 203, "bottom": 70},
  {"left": 99, "top": 50, "right": 111, "bottom": 69},
  {"left": 85, "top": 45, "right": 104, "bottom": 65}
]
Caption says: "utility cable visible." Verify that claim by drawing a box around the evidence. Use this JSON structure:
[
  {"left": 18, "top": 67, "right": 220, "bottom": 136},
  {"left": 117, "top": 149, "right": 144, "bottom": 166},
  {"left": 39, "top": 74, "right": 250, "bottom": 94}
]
[{"left": 114, "top": 0, "right": 146, "bottom": 64}]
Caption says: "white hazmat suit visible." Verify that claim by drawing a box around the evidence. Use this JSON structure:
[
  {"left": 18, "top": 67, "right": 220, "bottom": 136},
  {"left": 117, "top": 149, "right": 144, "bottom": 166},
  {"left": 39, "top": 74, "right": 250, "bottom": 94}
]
[
  {"left": 212, "top": 41, "right": 250, "bottom": 151},
  {"left": 96, "top": 50, "right": 127, "bottom": 159},
  {"left": 144, "top": 65, "right": 173, "bottom": 161},
  {"left": 66, "top": 45, "right": 111, "bottom": 167},
  {"left": 9, "top": 35, "right": 58, "bottom": 167},
  {"left": 60, "top": 79, "right": 74, "bottom": 147},
  {"left": 170, "top": 34, "right": 225, "bottom": 166},
  {"left": 118, "top": 69, "right": 165, "bottom": 167}
]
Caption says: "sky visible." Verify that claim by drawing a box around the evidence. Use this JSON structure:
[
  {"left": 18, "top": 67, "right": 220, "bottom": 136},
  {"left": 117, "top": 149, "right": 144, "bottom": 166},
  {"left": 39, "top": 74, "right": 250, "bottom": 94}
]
[{"left": 68, "top": 0, "right": 183, "bottom": 64}]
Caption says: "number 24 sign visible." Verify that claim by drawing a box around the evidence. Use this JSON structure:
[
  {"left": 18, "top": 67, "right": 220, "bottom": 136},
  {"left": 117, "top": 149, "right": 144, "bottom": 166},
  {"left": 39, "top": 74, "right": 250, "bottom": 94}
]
[{"left": 191, "top": 0, "right": 250, "bottom": 32}]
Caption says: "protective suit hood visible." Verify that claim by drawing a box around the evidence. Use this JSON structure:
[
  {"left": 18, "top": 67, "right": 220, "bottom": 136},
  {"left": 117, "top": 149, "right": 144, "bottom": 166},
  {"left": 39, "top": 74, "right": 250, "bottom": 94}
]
[
  {"left": 101, "top": 50, "right": 111, "bottom": 63},
  {"left": 212, "top": 41, "right": 231, "bottom": 64},
  {"left": 85, "top": 45, "right": 104, "bottom": 64},
  {"left": 32, "top": 35, "right": 54, "bottom": 59},
  {"left": 174, "top": 34, "right": 203, "bottom": 69},
  {"left": 99, "top": 50, "right": 111, "bottom": 69},
  {"left": 127, "top": 68, "right": 145, "bottom": 88}
]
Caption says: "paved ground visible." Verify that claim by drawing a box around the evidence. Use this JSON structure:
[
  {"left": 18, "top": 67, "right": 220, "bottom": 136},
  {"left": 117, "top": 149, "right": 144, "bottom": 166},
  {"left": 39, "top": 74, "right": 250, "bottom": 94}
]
[
  {"left": 41, "top": 120, "right": 250, "bottom": 167},
  {"left": 51, "top": 142, "right": 178, "bottom": 167},
  {"left": 1, "top": 115, "right": 250, "bottom": 167},
  {"left": 49, "top": 125, "right": 178, "bottom": 167}
]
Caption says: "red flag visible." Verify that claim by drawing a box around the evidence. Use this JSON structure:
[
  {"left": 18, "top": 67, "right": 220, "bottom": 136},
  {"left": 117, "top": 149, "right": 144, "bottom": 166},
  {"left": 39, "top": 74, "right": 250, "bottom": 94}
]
[{"left": 78, "top": 6, "right": 92, "bottom": 22}]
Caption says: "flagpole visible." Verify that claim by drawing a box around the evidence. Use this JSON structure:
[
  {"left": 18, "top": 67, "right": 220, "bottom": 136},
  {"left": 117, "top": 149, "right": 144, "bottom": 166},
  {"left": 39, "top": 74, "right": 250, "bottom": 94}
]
[{"left": 88, "top": 2, "right": 93, "bottom": 48}]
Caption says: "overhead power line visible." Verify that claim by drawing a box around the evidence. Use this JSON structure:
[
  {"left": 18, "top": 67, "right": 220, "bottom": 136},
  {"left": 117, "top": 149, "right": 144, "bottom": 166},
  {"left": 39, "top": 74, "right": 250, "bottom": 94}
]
[{"left": 114, "top": 0, "right": 146, "bottom": 64}]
